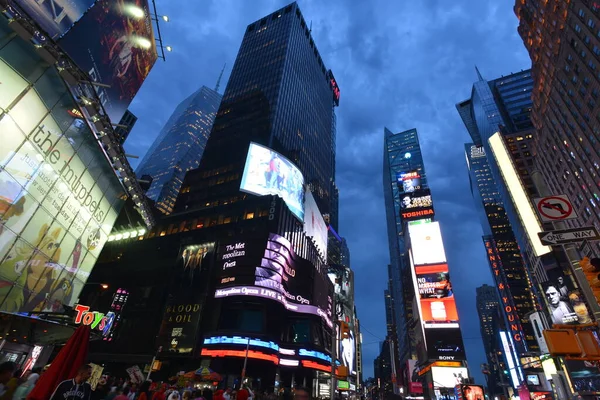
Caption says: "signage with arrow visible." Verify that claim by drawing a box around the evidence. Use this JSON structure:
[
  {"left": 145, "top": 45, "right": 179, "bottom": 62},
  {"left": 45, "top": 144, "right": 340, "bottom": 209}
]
[
  {"left": 534, "top": 195, "right": 577, "bottom": 222},
  {"left": 538, "top": 226, "right": 600, "bottom": 246}
]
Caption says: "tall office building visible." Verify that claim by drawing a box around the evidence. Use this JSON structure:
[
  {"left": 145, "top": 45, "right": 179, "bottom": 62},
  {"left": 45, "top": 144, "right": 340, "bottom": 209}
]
[
  {"left": 476, "top": 285, "right": 507, "bottom": 397},
  {"left": 114, "top": 110, "right": 138, "bottom": 145},
  {"left": 458, "top": 71, "right": 541, "bottom": 358},
  {"left": 136, "top": 86, "right": 222, "bottom": 215},
  {"left": 515, "top": 1, "right": 600, "bottom": 256},
  {"left": 81, "top": 3, "right": 348, "bottom": 394},
  {"left": 382, "top": 128, "right": 428, "bottom": 363}
]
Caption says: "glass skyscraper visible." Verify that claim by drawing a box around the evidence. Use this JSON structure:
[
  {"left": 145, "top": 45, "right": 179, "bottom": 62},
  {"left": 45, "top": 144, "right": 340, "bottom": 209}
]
[
  {"left": 382, "top": 127, "right": 428, "bottom": 363},
  {"left": 136, "top": 86, "right": 222, "bottom": 215}
]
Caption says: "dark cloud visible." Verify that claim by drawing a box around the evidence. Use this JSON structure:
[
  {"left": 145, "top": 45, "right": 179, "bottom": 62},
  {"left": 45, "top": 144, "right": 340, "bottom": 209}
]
[{"left": 125, "top": 0, "right": 530, "bottom": 384}]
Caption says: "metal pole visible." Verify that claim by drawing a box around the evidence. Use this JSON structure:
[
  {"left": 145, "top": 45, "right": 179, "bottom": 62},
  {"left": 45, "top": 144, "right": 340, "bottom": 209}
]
[
  {"left": 146, "top": 346, "right": 161, "bottom": 381},
  {"left": 240, "top": 337, "right": 250, "bottom": 389},
  {"left": 330, "top": 294, "right": 337, "bottom": 400}
]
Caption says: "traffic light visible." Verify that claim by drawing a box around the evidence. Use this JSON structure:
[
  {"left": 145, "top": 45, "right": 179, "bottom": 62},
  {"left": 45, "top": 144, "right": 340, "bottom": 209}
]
[{"left": 581, "top": 257, "right": 600, "bottom": 303}]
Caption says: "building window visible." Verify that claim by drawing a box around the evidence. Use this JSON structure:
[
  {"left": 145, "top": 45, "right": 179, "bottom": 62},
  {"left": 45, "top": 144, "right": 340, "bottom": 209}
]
[
  {"left": 589, "top": 19, "right": 596, "bottom": 29},
  {"left": 576, "top": 24, "right": 582, "bottom": 33},
  {"left": 579, "top": 9, "right": 586, "bottom": 18}
]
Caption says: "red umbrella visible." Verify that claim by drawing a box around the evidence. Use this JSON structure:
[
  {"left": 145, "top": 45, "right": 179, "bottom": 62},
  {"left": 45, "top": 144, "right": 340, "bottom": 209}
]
[{"left": 27, "top": 325, "right": 91, "bottom": 400}]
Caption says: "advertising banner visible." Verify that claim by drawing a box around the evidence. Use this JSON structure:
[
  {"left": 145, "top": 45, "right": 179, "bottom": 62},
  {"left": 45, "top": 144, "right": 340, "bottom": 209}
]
[
  {"left": 340, "top": 329, "right": 356, "bottom": 376},
  {"left": 425, "top": 328, "right": 466, "bottom": 361},
  {"left": 58, "top": 0, "right": 158, "bottom": 124},
  {"left": 303, "top": 190, "right": 328, "bottom": 258},
  {"left": 430, "top": 366, "right": 468, "bottom": 388},
  {"left": 542, "top": 269, "right": 592, "bottom": 325},
  {"left": 460, "top": 385, "right": 484, "bottom": 400},
  {"left": 156, "top": 243, "right": 215, "bottom": 355},
  {"left": 396, "top": 170, "right": 421, "bottom": 193},
  {"left": 0, "top": 68, "right": 123, "bottom": 316},
  {"left": 565, "top": 360, "right": 600, "bottom": 392},
  {"left": 13, "top": 0, "right": 95, "bottom": 39},
  {"left": 408, "top": 222, "right": 447, "bottom": 265},
  {"left": 214, "top": 233, "right": 332, "bottom": 327},
  {"left": 400, "top": 189, "right": 434, "bottom": 221},
  {"left": 415, "top": 263, "right": 459, "bottom": 327},
  {"left": 239, "top": 143, "right": 304, "bottom": 221},
  {"left": 406, "top": 360, "right": 423, "bottom": 394}
]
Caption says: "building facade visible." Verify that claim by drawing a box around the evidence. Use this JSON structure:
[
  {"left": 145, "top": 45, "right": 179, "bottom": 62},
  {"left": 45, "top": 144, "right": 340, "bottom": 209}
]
[
  {"left": 81, "top": 2, "right": 348, "bottom": 395},
  {"left": 515, "top": 0, "right": 600, "bottom": 256},
  {"left": 114, "top": 110, "right": 138, "bottom": 146},
  {"left": 136, "top": 86, "right": 222, "bottom": 215}
]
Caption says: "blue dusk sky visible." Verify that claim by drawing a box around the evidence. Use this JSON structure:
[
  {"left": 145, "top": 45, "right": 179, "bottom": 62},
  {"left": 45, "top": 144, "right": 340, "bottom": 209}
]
[{"left": 124, "top": 0, "right": 531, "bottom": 385}]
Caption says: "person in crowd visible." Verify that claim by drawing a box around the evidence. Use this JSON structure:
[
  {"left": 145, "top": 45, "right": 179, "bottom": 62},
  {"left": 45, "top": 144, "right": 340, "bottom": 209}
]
[
  {"left": 213, "top": 389, "right": 224, "bottom": 400},
  {"left": 106, "top": 386, "right": 119, "bottom": 400},
  {"left": 236, "top": 389, "right": 248, "bottom": 400},
  {"left": 151, "top": 384, "right": 167, "bottom": 400},
  {"left": 49, "top": 364, "right": 93, "bottom": 400},
  {"left": 137, "top": 381, "right": 153, "bottom": 400},
  {"left": 167, "top": 390, "right": 180, "bottom": 400},
  {"left": 200, "top": 388, "right": 213, "bottom": 400},
  {"left": 292, "top": 387, "right": 310, "bottom": 400},
  {"left": 223, "top": 388, "right": 232, "bottom": 400},
  {"left": 0, "top": 363, "right": 16, "bottom": 400},
  {"left": 12, "top": 368, "right": 40, "bottom": 400},
  {"left": 182, "top": 391, "right": 192, "bottom": 400},
  {"left": 115, "top": 387, "right": 132, "bottom": 400}
]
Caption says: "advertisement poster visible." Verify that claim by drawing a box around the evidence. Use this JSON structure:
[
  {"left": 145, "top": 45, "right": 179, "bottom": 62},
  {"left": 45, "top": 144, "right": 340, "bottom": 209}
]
[
  {"left": 396, "top": 171, "right": 421, "bottom": 193},
  {"left": 239, "top": 143, "right": 304, "bottom": 221},
  {"left": 156, "top": 243, "right": 214, "bottom": 355},
  {"left": 303, "top": 190, "right": 328, "bottom": 258},
  {"left": 565, "top": 360, "right": 600, "bottom": 393},
  {"left": 0, "top": 81, "right": 122, "bottom": 316},
  {"left": 415, "top": 264, "right": 458, "bottom": 326},
  {"left": 339, "top": 329, "right": 355, "bottom": 376},
  {"left": 425, "top": 328, "right": 466, "bottom": 361},
  {"left": 58, "top": 0, "right": 158, "bottom": 124},
  {"left": 88, "top": 363, "right": 104, "bottom": 391},
  {"left": 430, "top": 366, "right": 468, "bottom": 388},
  {"left": 542, "top": 281, "right": 591, "bottom": 325},
  {"left": 408, "top": 222, "right": 447, "bottom": 265},
  {"left": 461, "top": 385, "right": 484, "bottom": 400},
  {"left": 126, "top": 365, "right": 144, "bottom": 384},
  {"left": 406, "top": 360, "right": 423, "bottom": 394},
  {"left": 13, "top": 0, "right": 95, "bottom": 39},
  {"left": 400, "top": 189, "right": 432, "bottom": 210},
  {"left": 214, "top": 233, "right": 333, "bottom": 326}
]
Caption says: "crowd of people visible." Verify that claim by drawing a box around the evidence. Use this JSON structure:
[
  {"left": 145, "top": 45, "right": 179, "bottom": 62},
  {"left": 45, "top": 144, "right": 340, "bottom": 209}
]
[{"left": 0, "top": 361, "right": 313, "bottom": 400}]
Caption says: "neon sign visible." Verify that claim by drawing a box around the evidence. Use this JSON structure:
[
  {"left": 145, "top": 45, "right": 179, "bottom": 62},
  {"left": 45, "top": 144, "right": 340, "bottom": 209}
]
[
  {"left": 203, "top": 336, "right": 279, "bottom": 351},
  {"left": 484, "top": 240, "right": 526, "bottom": 350},
  {"left": 299, "top": 348, "right": 332, "bottom": 363},
  {"left": 74, "top": 304, "right": 115, "bottom": 335},
  {"left": 301, "top": 360, "right": 339, "bottom": 374},
  {"left": 200, "top": 349, "right": 279, "bottom": 365}
]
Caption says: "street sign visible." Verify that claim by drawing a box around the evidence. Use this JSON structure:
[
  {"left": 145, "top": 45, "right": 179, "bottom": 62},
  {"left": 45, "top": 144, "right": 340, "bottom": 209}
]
[
  {"left": 538, "top": 226, "right": 600, "bottom": 246},
  {"left": 534, "top": 195, "right": 578, "bottom": 222}
]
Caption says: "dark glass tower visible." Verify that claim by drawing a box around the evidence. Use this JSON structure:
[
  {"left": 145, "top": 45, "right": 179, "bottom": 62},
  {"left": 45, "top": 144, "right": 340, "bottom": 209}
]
[
  {"left": 175, "top": 3, "right": 337, "bottom": 221},
  {"left": 136, "top": 86, "right": 222, "bottom": 215},
  {"left": 382, "top": 128, "right": 428, "bottom": 363}
]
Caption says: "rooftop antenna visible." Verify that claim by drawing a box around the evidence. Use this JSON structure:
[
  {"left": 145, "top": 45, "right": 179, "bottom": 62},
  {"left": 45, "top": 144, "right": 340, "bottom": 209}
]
[
  {"left": 475, "top": 65, "right": 485, "bottom": 81},
  {"left": 215, "top": 63, "right": 226, "bottom": 93},
  {"left": 309, "top": 20, "right": 312, "bottom": 33}
]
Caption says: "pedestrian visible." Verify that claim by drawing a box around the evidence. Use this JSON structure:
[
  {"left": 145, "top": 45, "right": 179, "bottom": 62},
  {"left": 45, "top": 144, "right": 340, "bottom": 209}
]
[
  {"left": 137, "top": 381, "right": 153, "bottom": 400},
  {"left": 292, "top": 387, "right": 310, "bottom": 400},
  {"left": 151, "top": 384, "right": 167, "bottom": 400},
  {"left": 0, "top": 362, "right": 16, "bottom": 400},
  {"left": 12, "top": 369, "right": 39, "bottom": 400},
  {"left": 115, "top": 388, "right": 131, "bottom": 400},
  {"left": 223, "top": 388, "right": 232, "bottom": 400},
  {"left": 49, "top": 364, "right": 93, "bottom": 400},
  {"left": 167, "top": 391, "right": 180, "bottom": 400},
  {"left": 236, "top": 389, "right": 248, "bottom": 400},
  {"left": 201, "top": 388, "right": 213, "bottom": 400},
  {"left": 213, "top": 389, "right": 224, "bottom": 400},
  {"left": 182, "top": 391, "right": 192, "bottom": 400}
]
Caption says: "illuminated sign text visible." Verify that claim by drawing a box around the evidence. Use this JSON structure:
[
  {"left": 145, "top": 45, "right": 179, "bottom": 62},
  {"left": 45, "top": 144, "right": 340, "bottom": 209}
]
[{"left": 74, "top": 304, "right": 115, "bottom": 334}]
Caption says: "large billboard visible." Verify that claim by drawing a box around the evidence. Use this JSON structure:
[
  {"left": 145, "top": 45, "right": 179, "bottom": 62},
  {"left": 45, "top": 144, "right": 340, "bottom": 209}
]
[
  {"left": 396, "top": 170, "right": 421, "bottom": 193},
  {"left": 400, "top": 188, "right": 434, "bottom": 221},
  {"left": 58, "top": 0, "right": 158, "bottom": 124},
  {"left": 0, "top": 54, "right": 123, "bottom": 315},
  {"left": 157, "top": 243, "right": 215, "bottom": 355},
  {"left": 409, "top": 222, "right": 447, "bottom": 265},
  {"left": 13, "top": 0, "right": 95, "bottom": 39},
  {"left": 303, "top": 190, "right": 327, "bottom": 258},
  {"left": 214, "top": 233, "right": 332, "bottom": 326},
  {"left": 414, "top": 263, "right": 459, "bottom": 328},
  {"left": 239, "top": 143, "right": 304, "bottom": 221},
  {"left": 339, "top": 329, "right": 356, "bottom": 376},
  {"left": 430, "top": 366, "right": 468, "bottom": 388}
]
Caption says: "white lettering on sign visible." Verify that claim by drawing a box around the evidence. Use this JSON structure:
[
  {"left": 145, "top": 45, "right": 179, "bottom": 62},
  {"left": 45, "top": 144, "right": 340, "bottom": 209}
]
[
  {"left": 439, "top": 356, "right": 455, "bottom": 361},
  {"left": 222, "top": 242, "right": 246, "bottom": 260}
]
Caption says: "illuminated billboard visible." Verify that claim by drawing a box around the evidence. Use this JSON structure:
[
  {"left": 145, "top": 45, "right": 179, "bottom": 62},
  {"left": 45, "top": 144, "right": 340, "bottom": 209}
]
[
  {"left": 406, "top": 360, "right": 423, "bottom": 394},
  {"left": 13, "top": 0, "right": 95, "bottom": 39},
  {"left": 214, "top": 233, "right": 332, "bottom": 326},
  {"left": 303, "top": 190, "right": 328, "bottom": 258},
  {"left": 340, "top": 329, "right": 356, "bottom": 376},
  {"left": 58, "top": 0, "right": 158, "bottom": 125},
  {"left": 396, "top": 170, "right": 421, "bottom": 193},
  {"left": 239, "top": 143, "right": 304, "bottom": 221},
  {"left": 430, "top": 366, "right": 468, "bottom": 388},
  {"left": 0, "top": 53, "right": 124, "bottom": 315},
  {"left": 409, "top": 222, "right": 447, "bottom": 265},
  {"left": 415, "top": 264, "right": 459, "bottom": 328},
  {"left": 424, "top": 327, "right": 466, "bottom": 361},
  {"left": 400, "top": 189, "right": 434, "bottom": 221},
  {"left": 460, "top": 385, "right": 484, "bottom": 400},
  {"left": 542, "top": 281, "right": 591, "bottom": 325}
]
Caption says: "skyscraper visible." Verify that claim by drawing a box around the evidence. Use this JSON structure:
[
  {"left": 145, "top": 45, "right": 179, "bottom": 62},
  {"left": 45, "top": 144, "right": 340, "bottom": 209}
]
[
  {"left": 80, "top": 2, "right": 346, "bottom": 392},
  {"left": 382, "top": 128, "right": 428, "bottom": 363},
  {"left": 515, "top": 0, "right": 600, "bottom": 256},
  {"left": 136, "top": 86, "right": 222, "bottom": 215},
  {"left": 114, "top": 110, "right": 138, "bottom": 145}
]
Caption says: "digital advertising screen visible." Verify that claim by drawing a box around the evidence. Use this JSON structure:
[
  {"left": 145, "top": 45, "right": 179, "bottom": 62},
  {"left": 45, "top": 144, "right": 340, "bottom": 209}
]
[
  {"left": 303, "top": 190, "right": 328, "bottom": 258},
  {"left": 58, "top": 0, "right": 158, "bottom": 124},
  {"left": 400, "top": 189, "right": 432, "bottom": 210},
  {"left": 214, "top": 233, "right": 333, "bottom": 327},
  {"left": 239, "top": 143, "right": 305, "bottom": 221},
  {"left": 406, "top": 360, "right": 423, "bottom": 394},
  {"left": 425, "top": 328, "right": 466, "bottom": 361},
  {"left": 13, "top": 0, "right": 95, "bottom": 39},
  {"left": 565, "top": 360, "right": 600, "bottom": 393},
  {"left": 529, "top": 392, "right": 552, "bottom": 400},
  {"left": 409, "top": 222, "right": 447, "bottom": 265},
  {"left": 542, "top": 273, "right": 592, "bottom": 326},
  {"left": 460, "top": 385, "right": 484, "bottom": 400},
  {"left": 339, "top": 329, "right": 356, "bottom": 376},
  {"left": 430, "top": 366, "right": 468, "bottom": 388},
  {"left": 415, "top": 264, "right": 459, "bottom": 327},
  {"left": 0, "top": 52, "right": 124, "bottom": 316},
  {"left": 396, "top": 170, "right": 421, "bottom": 193},
  {"left": 157, "top": 243, "right": 215, "bottom": 355}
]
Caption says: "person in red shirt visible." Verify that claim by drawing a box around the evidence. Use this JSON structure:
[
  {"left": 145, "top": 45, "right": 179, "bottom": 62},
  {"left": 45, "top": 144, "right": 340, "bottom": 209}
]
[{"left": 114, "top": 387, "right": 131, "bottom": 400}]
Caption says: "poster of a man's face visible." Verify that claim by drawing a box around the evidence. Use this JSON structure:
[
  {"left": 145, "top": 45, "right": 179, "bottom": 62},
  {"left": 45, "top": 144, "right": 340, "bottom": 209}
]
[{"left": 543, "top": 282, "right": 577, "bottom": 325}]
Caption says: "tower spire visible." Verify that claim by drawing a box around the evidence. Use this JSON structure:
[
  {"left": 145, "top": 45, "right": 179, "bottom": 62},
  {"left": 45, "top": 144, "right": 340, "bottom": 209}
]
[
  {"left": 215, "top": 63, "right": 226, "bottom": 93},
  {"left": 475, "top": 65, "right": 485, "bottom": 81}
]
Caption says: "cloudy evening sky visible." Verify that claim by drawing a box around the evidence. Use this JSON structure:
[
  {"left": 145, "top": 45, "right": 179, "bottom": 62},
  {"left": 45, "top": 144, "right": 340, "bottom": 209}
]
[{"left": 124, "top": 0, "right": 531, "bottom": 384}]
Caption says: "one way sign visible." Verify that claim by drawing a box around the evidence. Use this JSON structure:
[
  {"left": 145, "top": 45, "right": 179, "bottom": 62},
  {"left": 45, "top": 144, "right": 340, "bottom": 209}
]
[{"left": 538, "top": 226, "right": 600, "bottom": 246}]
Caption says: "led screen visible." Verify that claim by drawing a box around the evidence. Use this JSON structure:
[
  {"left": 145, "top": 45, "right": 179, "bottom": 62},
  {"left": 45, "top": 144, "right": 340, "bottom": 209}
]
[
  {"left": 303, "top": 190, "right": 328, "bottom": 258},
  {"left": 430, "top": 367, "right": 468, "bottom": 388},
  {"left": 406, "top": 360, "right": 423, "bottom": 394},
  {"left": 461, "top": 385, "right": 484, "bottom": 400},
  {"left": 425, "top": 328, "right": 466, "bottom": 361},
  {"left": 0, "top": 53, "right": 124, "bottom": 316},
  {"left": 396, "top": 170, "right": 421, "bottom": 193},
  {"left": 409, "top": 222, "right": 447, "bottom": 265},
  {"left": 340, "top": 329, "right": 356, "bottom": 376},
  {"left": 415, "top": 264, "right": 459, "bottom": 327},
  {"left": 13, "top": 0, "right": 95, "bottom": 39},
  {"left": 400, "top": 189, "right": 432, "bottom": 210},
  {"left": 215, "top": 233, "right": 332, "bottom": 327},
  {"left": 58, "top": 0, "right": 158, "bottom": 124},
  {"left": 239, "top": 143, "right": 304, "bottom": 221},
  {"left": 542, "top": 279, "right": 592, "bottom": 325}
]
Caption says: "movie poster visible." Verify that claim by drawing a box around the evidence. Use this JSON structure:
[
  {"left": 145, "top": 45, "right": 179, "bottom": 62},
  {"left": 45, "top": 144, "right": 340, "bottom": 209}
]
[{"left": 58, "top": 0, "right": 158, "bottom": 124}]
